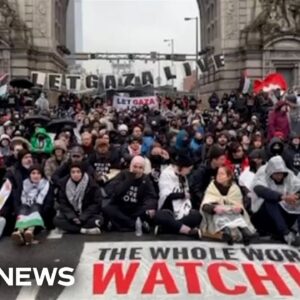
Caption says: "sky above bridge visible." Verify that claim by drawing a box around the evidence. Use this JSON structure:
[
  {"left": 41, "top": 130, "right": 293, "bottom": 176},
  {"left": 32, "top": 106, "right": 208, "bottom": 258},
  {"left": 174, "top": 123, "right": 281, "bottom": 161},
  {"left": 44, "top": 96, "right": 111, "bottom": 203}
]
[{"left": 81, "top": 0, "right": 199, "bottom": 88}]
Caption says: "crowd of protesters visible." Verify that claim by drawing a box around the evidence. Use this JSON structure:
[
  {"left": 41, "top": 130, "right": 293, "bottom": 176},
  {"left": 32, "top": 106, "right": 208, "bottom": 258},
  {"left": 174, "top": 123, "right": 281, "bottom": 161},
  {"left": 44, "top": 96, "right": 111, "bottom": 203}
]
[{"left": 0, "top": 85, "right": 300, "bottom": 247}]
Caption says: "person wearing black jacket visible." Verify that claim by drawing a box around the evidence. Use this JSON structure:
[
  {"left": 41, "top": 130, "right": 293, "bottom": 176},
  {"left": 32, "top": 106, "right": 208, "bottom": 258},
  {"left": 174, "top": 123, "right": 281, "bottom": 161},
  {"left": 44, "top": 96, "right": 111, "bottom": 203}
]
[
  {"left": 283, "top": 132, "right": 300, "bottom": 175},
  {"left": 51, "top": 145, "right": 94, "bottom": 185},
  {"left": 0, "top": 149, "right": 42, "bottom": 235},
  {"left": 88, "top": 137, "right": 121, "bottom": 186},
  {"left": 189, "top": 146, "right": 226, "bottom": 208},
  {"left": 54, "top": 162, "right": 103, "bottom": 234},
  {"left": 103, "top": 156, "right": 157, "bottom": 232}
]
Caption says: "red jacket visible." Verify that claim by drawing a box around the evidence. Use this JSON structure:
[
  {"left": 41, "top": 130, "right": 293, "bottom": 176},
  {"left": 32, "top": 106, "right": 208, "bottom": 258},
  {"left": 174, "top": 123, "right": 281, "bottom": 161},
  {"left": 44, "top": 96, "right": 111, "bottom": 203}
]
[{"left": 268, "top": 101, "right": 290, "bottom": 141}]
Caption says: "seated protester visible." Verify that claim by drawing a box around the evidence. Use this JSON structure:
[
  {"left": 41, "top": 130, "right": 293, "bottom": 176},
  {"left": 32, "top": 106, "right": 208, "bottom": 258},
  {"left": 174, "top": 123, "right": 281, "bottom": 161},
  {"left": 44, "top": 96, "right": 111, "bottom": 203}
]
[
  {"left": 248, "top": 132, "right": 266, "bottom": 155},
  {"left": 120, "top": 136, "right": 151, "bottom": 173},
  {"left": 189, "top": 128, "right": 204, "bottom": 165},
  {"left": 266, "top": 137, "right": 284, "bottom": 159},
  {"left": 103, "top": 156, "right": 157, "bottom": 232},
  {"left": 5, "top": 137, "right": 31, "bottom": 167},
  {"left": 239, "top": 133, "right": 251, "bottom": 154},
  {"left": 54, "top": 163, "right": 103, "bottom": 235},
  {"left": 89, "top": 137, "right": 121, "bottom": 187},
  {"left": 216, "top": 131, "right": 229, "bottom": 151},
  {"left": 283, "top": 132, "right": 300, "bottom": 175},
  {"left": 0, "top": 134, "right": 11, "bottom": 158},
  {"left": 0, "top": 150, "right": 34, "bottom": 235},
  {"left": 52, "top": 145, "right": 94, "bottom": 186},
  {"left": 201, "top": 132, "right": 214, "bottom": 162},
  {"left": 149, "top": 146, "right": 170, "bottom": 195},
  {"left": 251, "top": 156, "right": 300, "bottom": 246},
  {"left": 81, "top": 132, "right": 95, "bottom": 159},
  {"left": 11, "top": 165, "right": 54, "bottom": 245},
  {"left": 30, "top": 127, "right": 54, "bottom": 156},
  {"left": 225, "top": 141, "right": 249, "bottom": 180},
  {"left": 154, "top": 154, "right": 202, "bottom": 238},
  {"left": 189, "top": 146, "right": 227, "bottom": 208},
  {"left": 44, "top": 140, "right": 67, "bottom": 181},
  {"left": 55, "top": 126, "right": 78, "bottom": 149},
  {"left": 239, "top": 149, "right": 266, "bottom": 210},
  {"left": 201, "top": 166, "right": 256, "bottom": 245}
]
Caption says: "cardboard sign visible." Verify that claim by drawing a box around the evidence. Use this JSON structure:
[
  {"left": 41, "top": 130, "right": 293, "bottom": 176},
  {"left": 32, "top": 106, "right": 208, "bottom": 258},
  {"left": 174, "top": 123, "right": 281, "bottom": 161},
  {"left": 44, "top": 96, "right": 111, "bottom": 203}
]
[
  {"left": 113, "top": 96, "right": 158, "bottom": 110},
  {"left": 57, "top": 241, "right": 300, "bottom": 299}
]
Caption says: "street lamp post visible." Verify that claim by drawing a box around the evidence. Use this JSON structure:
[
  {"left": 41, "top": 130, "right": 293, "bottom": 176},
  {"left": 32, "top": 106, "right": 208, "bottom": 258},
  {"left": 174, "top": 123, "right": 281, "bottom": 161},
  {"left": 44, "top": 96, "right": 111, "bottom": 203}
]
[
  {"left": 184, "top": 17, "right": 199, "bottom": 96},
  {"left": 164, "top": 38, "right": 174, "bottom": 88}
]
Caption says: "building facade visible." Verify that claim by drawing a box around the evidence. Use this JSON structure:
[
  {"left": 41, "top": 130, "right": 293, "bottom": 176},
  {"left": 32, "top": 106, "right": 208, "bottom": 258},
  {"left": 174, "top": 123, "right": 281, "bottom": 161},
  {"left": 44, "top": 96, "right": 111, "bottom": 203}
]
[
  {"left": 197, "top": 0, "right": 300, "bottom": 99},
  {"left": 0, "top": 0, "right": 69, "bottom": 79}
]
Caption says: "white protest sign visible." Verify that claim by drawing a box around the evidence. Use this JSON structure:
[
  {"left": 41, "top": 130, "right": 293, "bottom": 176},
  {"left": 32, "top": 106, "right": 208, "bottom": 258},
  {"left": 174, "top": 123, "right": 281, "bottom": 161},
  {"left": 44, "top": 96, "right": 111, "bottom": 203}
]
[
  {"left": 58, "top": 241, "right": 300, "bottom": 300},
  {"left": 113, "top": 96, "right": 158, "bottom": 110}
]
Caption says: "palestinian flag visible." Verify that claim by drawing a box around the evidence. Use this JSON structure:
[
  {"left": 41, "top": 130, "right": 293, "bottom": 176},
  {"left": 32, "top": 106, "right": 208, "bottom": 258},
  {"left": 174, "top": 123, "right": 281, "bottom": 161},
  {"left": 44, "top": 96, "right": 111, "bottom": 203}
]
[
  {"left": 239, "top": 71, "right": 253, "bottom": 94},
  {"left": 254, "top": 73, "right": 288, "bottom": 94},
  {"left": 15, "top": 207, "right": 45, "bottom": 230}
]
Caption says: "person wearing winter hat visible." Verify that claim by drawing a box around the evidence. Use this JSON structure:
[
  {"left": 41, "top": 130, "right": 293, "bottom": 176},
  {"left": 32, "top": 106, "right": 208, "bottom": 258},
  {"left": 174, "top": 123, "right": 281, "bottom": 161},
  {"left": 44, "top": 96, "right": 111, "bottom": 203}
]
[
  {"left": 0, "top": 134, "right": 11, "bottom": 158},
  {"left": 88, "top": 137, "right": 121, "bottom": 187},
  {"left": 44, "top": 140, "right": 68, "bottom": 180},
  {"left": 0, "top": 150, "right": 33, "bottom": 237},
  {"left": 52, "top": 145, "right": 94, "bottom": 186},
  {"left": 154, "top": 153, "right": 202, "bottom": 238},
  {"left": 103, "top": 156, "right": 157, "bottom": 232},
  {"left": 11, "top": 164, "right": 54, "bottom": 245},
  {"left": 282, "top": 132, "right": 300, "bottom": 175},
  {"left": 190, "top": 146, "right": 227, "bottom": 208},
  {"left": 54, "top": 162, "right": 103, "bottom": 235},
  {"left": 268, "top": 100, "right": 290, "bottom": 141}
]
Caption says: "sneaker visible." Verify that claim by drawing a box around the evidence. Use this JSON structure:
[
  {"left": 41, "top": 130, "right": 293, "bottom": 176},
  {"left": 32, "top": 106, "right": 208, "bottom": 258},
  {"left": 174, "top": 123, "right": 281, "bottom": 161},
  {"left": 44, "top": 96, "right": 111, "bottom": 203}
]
[
  {"left": 291, "top": 235, "right": 300, "bottom": 247},
  {"left": 0, "top": 217, "right": 6, "bottom": 238},
  {"left": 189, "top": 228, "right": 202, "bottom": 240},
  {"left": 284, "top": 232, "right": 295, "bottom": 246},
  {"left": 239, "top": 227, "right": 256, "bottom": 246},
  {"left": 154, "top": 225, "right": 161, "bottom": 236},
  {"left": 222, "top": 227, "right": 234, "bottom": 245},
  {"left": 11, "top": 231, "right": 25, "bottom": 245},
  {"left": 142, "top": 221, "right": 151, "bottom": 234},
  {"left": 81, "top": 227, "right": 101, "bottom": 235}
]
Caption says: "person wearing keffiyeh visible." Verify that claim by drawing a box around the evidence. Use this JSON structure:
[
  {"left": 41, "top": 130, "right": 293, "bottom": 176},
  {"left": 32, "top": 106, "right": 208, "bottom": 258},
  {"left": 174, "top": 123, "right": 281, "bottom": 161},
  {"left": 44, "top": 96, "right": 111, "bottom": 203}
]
[
  {"left": 54, "top": 162, "right": 103, "bottom": 235},
  {"left": 11, "top": 165, "right": 54, "bottom": 245}
]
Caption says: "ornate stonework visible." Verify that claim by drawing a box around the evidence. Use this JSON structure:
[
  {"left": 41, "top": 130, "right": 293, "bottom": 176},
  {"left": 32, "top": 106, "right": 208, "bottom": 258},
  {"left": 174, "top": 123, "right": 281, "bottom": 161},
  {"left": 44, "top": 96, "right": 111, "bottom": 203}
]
[
  {"left": 225, "top": 0, "right": 239, "bottom": 39},
  {"left": 35, "top": 0, "right": 48, "bottom": 37}
]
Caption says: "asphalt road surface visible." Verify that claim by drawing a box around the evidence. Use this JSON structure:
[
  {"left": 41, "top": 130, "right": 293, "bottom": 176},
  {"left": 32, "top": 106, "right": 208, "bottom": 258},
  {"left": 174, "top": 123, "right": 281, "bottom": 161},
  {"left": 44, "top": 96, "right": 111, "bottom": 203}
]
[{"left": 0, "top": 231, "right": 284, "bottom": 300}]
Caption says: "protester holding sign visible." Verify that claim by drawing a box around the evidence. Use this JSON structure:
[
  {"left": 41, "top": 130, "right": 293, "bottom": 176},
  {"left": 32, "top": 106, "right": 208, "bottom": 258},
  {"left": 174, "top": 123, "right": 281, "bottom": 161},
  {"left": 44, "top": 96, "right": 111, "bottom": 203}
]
[{"left": 201, "top": 166, "right": 256, "bottom": 245}]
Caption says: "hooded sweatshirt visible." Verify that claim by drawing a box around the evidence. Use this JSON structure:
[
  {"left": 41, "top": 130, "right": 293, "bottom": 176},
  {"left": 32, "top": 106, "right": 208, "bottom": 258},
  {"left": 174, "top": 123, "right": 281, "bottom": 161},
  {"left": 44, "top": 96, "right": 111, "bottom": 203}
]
[
  {"left": 31, "top": 128, "right": 54, "bottom": 154},
  {"left": 251, "top": 156, "right": 300, "bottom": 213}
]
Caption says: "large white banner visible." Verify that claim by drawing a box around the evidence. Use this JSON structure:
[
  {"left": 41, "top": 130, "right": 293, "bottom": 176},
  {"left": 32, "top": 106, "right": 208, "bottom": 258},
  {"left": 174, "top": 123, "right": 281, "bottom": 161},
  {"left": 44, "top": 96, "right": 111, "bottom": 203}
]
[
  {"left": 113, "top": 95, "right": 158, "bottom": 110},
  {"left": 58, "top": 241, "right": 300, "bottom": 300}
]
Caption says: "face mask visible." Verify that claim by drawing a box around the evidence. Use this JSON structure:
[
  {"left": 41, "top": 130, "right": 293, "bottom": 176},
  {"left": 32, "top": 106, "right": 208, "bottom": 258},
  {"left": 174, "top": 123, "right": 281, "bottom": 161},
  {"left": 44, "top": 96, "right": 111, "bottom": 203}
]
[{"left": 194, "top": 138, "right": 203, "bottom": 145}]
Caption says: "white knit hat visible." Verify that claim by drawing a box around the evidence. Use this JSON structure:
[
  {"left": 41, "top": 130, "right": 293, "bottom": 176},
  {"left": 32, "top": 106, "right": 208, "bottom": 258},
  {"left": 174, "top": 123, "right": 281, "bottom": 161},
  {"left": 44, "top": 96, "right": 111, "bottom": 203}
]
[
  {"left": 118, "top": 124, "right": 129, "bottom": 132},
  {"left": 0, "top": 134, "right": 11, "bottom": 143}
]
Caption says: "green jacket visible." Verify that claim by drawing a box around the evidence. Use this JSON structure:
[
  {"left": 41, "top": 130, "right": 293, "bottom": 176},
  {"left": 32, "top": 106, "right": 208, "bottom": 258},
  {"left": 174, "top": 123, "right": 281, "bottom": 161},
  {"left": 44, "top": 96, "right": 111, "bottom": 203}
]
[{"left": 30, "top": 128, "right": 54, "bottom": 154}]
